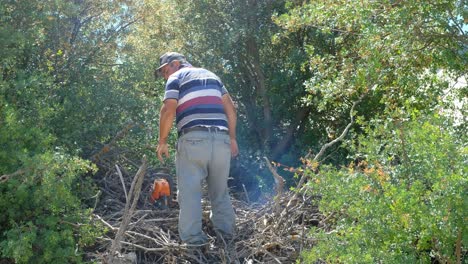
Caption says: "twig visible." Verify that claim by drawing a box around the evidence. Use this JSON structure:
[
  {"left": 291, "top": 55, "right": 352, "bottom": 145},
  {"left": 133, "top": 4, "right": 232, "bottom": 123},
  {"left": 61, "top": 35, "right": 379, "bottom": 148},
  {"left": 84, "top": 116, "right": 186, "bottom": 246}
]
[
  {"left": 107, "top": 156, "right": 148, "bottom": 263},
  {"left": 102, "top": 238, "right": 167, "bottom": 252},
  {"left": 91, "top": 122, "right": 135, "bottom": 162},
  {"left": 127, "top": 213, "right": 148, "bottom": 232},
  {"left": 125, "top": 230, "right": 168, "bottom": 246},
  {"left": 314, "top": 96, "right": 361, "bottom": 162},
  {"left": 115, "top": 164, "right": 128, "bottom": 203},
  {"left": 242, "top": 184, "right": 251, "bottom": 204},
  {"left": 264, "top": 157, "right": 285, "bottom": 215},
  {"left": 0, "top": 169, "right": 26, "bottom": 183},
  {"left": 262, "top": 250, "right": 283, "bottom": 264},
  {"left": 320, "top": 212, "right": 336, "bottom": 226},
  {"left": 136, "top": 217, "right": 178, "bottom": 224},
  {"left": 263, "top": 157, "right": 285, "bottom": 196},
  {"left": 295, "top": 94, "right": 365, "bottom": 191},
  {"left": 92, "top": 190, "right": 101, "bottom": 212},
  {"left": 94, "top": 214, "right": 117, "bottom": 230}
]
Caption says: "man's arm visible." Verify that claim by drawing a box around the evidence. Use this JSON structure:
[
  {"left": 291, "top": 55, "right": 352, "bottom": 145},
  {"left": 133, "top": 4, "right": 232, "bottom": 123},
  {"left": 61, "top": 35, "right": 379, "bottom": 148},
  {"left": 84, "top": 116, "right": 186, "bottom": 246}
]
[
  {"left": 222, "top": 94, "right": 239, "bottom": 157},
  {"left": 157, "top": 99, "right": 177, "bottom": 162}
]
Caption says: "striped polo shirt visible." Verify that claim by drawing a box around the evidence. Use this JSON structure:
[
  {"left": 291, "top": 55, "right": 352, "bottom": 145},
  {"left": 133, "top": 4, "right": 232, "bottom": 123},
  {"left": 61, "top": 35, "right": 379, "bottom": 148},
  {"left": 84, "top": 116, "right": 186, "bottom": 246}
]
[{"left": 163, "top": 66, "right": 229, "bottom": 133}]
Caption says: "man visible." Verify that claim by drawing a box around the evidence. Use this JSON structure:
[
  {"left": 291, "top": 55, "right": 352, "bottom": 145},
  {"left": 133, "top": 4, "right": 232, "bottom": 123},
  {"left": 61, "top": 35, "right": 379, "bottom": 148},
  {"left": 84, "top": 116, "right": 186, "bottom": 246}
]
[{"left": 155, "top": 52, "right": 238, "bottom": 246}]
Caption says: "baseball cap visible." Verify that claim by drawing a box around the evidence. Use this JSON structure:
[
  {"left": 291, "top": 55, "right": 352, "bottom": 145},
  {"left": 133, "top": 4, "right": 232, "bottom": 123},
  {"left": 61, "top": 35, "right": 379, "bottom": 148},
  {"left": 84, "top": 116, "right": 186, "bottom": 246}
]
[{"left": 155, "top": 52, "right": 186, "bottom": 72}]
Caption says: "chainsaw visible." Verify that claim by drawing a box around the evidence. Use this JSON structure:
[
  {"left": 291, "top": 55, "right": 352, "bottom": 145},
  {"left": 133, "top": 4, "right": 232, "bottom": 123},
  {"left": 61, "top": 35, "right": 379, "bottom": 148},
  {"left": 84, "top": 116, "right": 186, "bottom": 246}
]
[{"left": 148, "top": 167, "right": 174, "bottom": 209}]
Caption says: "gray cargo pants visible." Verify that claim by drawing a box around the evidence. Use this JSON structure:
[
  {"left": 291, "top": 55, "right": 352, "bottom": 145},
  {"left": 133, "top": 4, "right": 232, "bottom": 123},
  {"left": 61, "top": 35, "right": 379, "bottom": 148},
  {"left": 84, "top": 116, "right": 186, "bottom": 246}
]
[{"left": 176, "top": 130, "right": 236, "bottom": 244}]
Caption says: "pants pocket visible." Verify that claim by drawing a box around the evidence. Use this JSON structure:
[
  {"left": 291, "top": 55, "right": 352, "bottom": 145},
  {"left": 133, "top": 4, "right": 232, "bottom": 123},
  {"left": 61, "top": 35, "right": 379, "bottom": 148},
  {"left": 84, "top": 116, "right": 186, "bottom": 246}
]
[{"left": 181, "top": 138, "right": 209, "bottom": 162}]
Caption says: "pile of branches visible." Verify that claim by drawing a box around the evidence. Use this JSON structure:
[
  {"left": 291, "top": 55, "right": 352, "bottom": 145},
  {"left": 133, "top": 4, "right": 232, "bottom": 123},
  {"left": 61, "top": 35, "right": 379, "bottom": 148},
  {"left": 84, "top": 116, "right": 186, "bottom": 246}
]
[
  {"left": 84, "top": 96, "right": 364, "bottom": 263},
  {"left": 86, "top": 155, "right": 323, "bottom": 264}
]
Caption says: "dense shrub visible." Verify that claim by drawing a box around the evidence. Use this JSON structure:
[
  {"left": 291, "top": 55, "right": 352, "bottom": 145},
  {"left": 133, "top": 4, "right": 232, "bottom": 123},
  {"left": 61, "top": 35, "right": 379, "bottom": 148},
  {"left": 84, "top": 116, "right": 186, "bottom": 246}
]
[
  {"left": 0, "top": 152, "right": 102, "bottom": 264},
  {"left": 302, "top": 115, "right": 467, "bottom": 263}
]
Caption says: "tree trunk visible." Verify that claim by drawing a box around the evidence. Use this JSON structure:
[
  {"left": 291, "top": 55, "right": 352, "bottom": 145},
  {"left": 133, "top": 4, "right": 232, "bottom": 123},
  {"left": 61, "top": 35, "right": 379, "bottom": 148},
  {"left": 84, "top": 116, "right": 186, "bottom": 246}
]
[
  {"left": 245, "top": 0, "right": 273, "bottom": 150},
  {"left": 271, "top": 107, "right": 311, "bottom": 160}
]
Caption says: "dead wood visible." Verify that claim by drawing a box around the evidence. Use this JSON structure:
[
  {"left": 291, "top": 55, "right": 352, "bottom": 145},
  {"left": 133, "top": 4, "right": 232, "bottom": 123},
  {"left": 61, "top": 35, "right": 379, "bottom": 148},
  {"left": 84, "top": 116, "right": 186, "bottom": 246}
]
[
  {"left": 107, "top": 156, "right": 147, "bottom": 263},
  {"left": 89, "top": 158, "right": 322, "bottom": 263},
  {"left": 0, "top": 168, "right": 26, "bottom": 183},
  {"left": 263, "top": 157, "right": 285, "bottom": 197},
  {"left": 86, "top": 108, "right": 358, "bottom": 263},
  {"left": 295, "top": 94, "right": 364, "bottom": 192},
  {"left": 91, "top": 122, "right": 136, "bottom": 163}
]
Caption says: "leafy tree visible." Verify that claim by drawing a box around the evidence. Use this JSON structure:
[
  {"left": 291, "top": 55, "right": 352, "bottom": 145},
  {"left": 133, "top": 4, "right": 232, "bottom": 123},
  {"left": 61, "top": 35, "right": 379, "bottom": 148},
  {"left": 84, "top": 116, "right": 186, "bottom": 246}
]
[
  {"left": 0, "top": 0, "right": 56, "bottom": 171},
  {"left": 276, "top": 0, "right": 467, "bottom": 131},
  {"left": 276, "top": 0, "right": 467, "bottom": 262},
  {"left": 302, "top": 115, "right": 467, "bottom": 263},
  {"left": 0, "top": 1, "right": 146, "bottom": 262},
  {"left": 1, "top": 0, "right": 466, "bottom": 261},
  {"left": 125, "top": 0, "right": 334, "bottom": 194},
  {"left": 0, "top": 152, "right": 101, "bottom": 264}
]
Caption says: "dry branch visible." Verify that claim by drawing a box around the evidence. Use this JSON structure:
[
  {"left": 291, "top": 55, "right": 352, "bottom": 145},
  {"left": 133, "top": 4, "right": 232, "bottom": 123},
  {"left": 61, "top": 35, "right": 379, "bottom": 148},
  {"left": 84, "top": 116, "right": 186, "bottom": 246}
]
[
  {"left": 115, "top": 165, "right": 128, "bottom": 203},
  {"left": 295, "top": 94, "right": 365, "bottom": 191},
  {"left": 91, "top": 122, "right": 136, "bottom": 162},
  {"left": 263, "top": 157, "right": 285, "bottom": 197},
  {"left": 88, "top": 124, "right": 330, "bottom": 263},
  {"left": 0, "top": 169, "right": 26, "bottom": 183},
  {"left": 91, "top": 173, "right": 319, "bottom": 263},
  {"left": 280, "top": 95, "right": 365, "bottom": 216},
  {"left": 107, "top": 156, "right": 147, "bottom": 263}
]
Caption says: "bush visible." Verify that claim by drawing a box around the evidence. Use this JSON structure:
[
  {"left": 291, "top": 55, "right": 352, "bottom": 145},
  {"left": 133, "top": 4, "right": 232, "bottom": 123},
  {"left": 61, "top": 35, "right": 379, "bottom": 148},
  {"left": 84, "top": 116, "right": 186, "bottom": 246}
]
[
  {"left": 0, "top": 151, "right": 102, "bottom": 264},
  {"left": 301, "top": 115, "right": 467, "bottom": 263}
]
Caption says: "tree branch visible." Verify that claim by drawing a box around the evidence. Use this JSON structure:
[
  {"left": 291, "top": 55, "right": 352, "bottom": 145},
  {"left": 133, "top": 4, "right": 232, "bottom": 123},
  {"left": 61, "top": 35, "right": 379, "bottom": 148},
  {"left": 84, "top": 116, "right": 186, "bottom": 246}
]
[
  {"left": 107, "top": 156, "right": 147, "bottom": 263},
  {"left": 115, "top": 165, "right": 128, "bottom": 203},
  {"left": 280, "top": 93, "right": 366, "bottom": 214},
  {"left": 0, "top": 169, "right": 26, "bottom": 183},
  {"left": 91, "top": 122, "right": 136, "bottom": 162},
  {"left": 263, "top": 157, "right": 285, "bottom": 197},
  {"left": 312, "top": 96, "right": 361, "bottom": 163}
]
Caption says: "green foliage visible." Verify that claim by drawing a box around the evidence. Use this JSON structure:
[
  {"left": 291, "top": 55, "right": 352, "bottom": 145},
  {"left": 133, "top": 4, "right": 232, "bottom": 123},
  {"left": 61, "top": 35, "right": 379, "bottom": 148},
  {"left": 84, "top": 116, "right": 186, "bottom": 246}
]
[
  {"left": 1, "top": 0, "right": 151, "bottom": 158},
  {"left": 276, "top": 0, "right": 467, "bottom": 155},
  {"left": 1, "top": 1, "right": 142, "bottom": 262},
  {"left": 301, "top": 115, "right": 467, "bottom": 263},
  {"left": 274, "top": 4, "right": 468, "bottom": 259},
  {"left": 0, "top": 100, "right": 52, "bottom": 172},
  {"left": 1, "top": 0, "right": 466, "bottom": 261},
  {"left": 0, "top": 151, "right": 102, "bottom": 264}
]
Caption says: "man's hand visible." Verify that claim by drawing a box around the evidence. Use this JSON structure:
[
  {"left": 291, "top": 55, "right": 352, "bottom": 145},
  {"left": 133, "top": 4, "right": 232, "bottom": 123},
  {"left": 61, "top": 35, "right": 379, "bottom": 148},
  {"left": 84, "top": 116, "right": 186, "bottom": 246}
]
[
  {"left": 157, "top": 142, "right": 170, "bottom": 163},
  {"left": 157, "top": 99, "right": 177, "bottom": 163},
  {"left": 230, "top": 138, "right": 239, "bottom": 158}
]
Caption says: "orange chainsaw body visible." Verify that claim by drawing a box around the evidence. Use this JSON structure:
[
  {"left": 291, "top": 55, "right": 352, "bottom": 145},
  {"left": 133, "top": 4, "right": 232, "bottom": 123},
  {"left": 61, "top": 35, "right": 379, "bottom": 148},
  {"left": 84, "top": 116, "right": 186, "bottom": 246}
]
[{"left": 150, "top": 178, "right": 171, "bottom": 204}]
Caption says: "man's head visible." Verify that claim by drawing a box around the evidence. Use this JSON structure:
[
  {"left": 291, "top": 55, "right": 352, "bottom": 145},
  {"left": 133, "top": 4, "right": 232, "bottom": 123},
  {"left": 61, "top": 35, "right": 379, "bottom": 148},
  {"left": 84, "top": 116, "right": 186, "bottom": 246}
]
[{"left": 155, "top": 52, "right": 186, "bottom": 79}]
